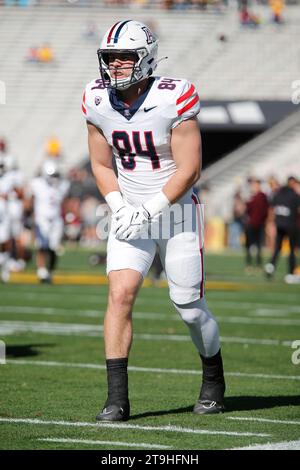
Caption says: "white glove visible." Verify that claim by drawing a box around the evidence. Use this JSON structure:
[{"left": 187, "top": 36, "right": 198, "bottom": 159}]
[{"left": 114, "top": 205, "right": 150, "bottom": 241}]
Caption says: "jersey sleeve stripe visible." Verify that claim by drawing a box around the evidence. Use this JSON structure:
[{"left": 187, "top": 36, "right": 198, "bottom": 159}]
[
  {"left": 176, "top": 84, "right": 195, "bottom": 105},
  {"left": 177, "top": 95, "right": 200, "bottom": 116},
  {"left": 82, "top": 91, "right": 87, "bottom": 115}
]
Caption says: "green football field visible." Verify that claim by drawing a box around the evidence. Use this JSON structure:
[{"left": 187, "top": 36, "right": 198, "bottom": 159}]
[{"left": 0, "top": 249, "right": 300, "bottom": 450}]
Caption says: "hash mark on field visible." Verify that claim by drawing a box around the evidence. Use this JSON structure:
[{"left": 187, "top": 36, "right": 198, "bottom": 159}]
[
  {"left": 0, "top": 417, "right": 271, "bottom": 437},
  {"left": 38, "top": 437, "right": 171, "bottom": 449},
  {"left": 7, "top": 359, "right": 300, "bottom": 381}
]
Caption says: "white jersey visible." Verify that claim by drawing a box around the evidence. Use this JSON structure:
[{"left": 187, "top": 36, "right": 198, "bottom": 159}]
[
  {"left": 0, "top": 172, "right": 16, "bottom": 242},
  {"left": 0, "top": 172, "right": 17, "bottom": 215},
  {"left": 6, "top": 169, "right": 24, "bottom": 221},
  {"left": 30, "top": 177, "right": 70, "bottom": 223},
  {"left": 83, "top": 76, "right": 200, "bottom": 206}
]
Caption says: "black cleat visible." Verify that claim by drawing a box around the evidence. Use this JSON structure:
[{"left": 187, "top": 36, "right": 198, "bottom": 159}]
[
  {"left": 96, "top": 402, "right": 130, "bottom": 422},
  {"left": 193, "top": 399, "right": 225, "bottom": 415}
]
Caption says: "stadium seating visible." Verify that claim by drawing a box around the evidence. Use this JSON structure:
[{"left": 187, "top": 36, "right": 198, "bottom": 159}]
[{"left": 0, "top": 4, "right": 299, "bottom": 176}]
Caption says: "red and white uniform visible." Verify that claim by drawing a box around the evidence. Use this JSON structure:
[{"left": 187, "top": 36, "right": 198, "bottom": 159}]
[
  {"left": 83, "top": 77, "right": 200, "bottom": 205},
  {"left": 83, "top": 76, "right": 204, "bottom": 304}
]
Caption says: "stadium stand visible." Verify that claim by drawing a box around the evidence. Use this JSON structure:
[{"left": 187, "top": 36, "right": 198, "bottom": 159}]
[{"left": 0, "top": 3, "right": 299, "bottom": 178}]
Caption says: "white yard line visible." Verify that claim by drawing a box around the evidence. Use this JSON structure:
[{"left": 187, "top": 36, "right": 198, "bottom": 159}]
[
  {"left": 6, "top": 359, "right": 300, "bottom": 381},
  {"left": 2, "top": 305, "right": 299, "bottom": 323},
  {"left": 0, "top": 318, "right": 298, "bottom": 346},
  {"left": 227, "top": 417, "right": 300, "bottom": 426},
  {"left": 0, "top": 320, "right": 293, "bottom": 346},
  {"left": 208, "top": 292, "right": 300, "bottom": 302},
  {"left": 230, "top": 439, "right": 300, "bottom": 450},
  {"left": 37, "top": 437, "right": 171, "bottom": 449},
  {"left": 0, "top": 306, "right": 171, "bottom": 321},
  {"left": 0, "top": 417, "right": 270, "bottom": 438},
  {"left": 217, "top": 317, "right": 300, "bottom": 326}
]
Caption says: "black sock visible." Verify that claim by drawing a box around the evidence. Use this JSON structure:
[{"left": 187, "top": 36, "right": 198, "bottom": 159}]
[
  {"left": 48, "top": 249, "right": 57, "bottom": 272},
  {"left": 199, "top": 349, "right": 225, "bottom": 401},
  {"left": 105, "top": 357, "right": 128, "bottom": 406}
]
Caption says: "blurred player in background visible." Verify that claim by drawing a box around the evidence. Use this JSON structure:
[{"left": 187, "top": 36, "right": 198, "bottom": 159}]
[
  {"left": 29, "top": 160, "right": 70, "bottom": 283},
  {"left": 0, "top": 141, "right": 24, "bottom": 281},
  {"left": 265, "top": 176, "right": 300, "bottom": 283},
  {"left": 0, "top": 155, "right": 12, "bottom": 282},
  {"left": 5, "top": 153, "right": 26, "bottom": 272},
  {"left": 83, "top": 20, "right": 225, "bottom": 421},
  {"left": 244, "top": 178, "right": 269, "bottom": 271}
]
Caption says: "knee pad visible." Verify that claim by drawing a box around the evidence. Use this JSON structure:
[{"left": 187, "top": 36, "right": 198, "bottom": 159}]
[
  {"left": 173, "top": 297, "right": 220, "bottom": 357},
  {"left": 172, "top": 297, "right": 210, "bottom": 323}
]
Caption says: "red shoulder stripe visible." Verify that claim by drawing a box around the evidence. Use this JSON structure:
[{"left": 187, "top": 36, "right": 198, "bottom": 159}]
[
  {"left": 177, "top": 95, "right": 199, "bottom": 116},
  {"left": 176, "top": 84, "right": 195, "bottom": 105}
]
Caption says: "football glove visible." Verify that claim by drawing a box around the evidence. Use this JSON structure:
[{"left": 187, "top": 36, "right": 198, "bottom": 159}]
[{"left": 113, "top": 205, "right": 150, "bottom": 241}]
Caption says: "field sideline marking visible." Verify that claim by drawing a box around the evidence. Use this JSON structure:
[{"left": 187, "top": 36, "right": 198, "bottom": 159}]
[
  {"left": 6, "top": 359, "right": 300, "bottom": 381},
  {"left": 227, "top": 417, "right": 300, "bottom": 426},
  {"left": 37, "top": 437, "right": 171, "bottom": 449},
  {"left": 0, "top": 417, "right": 270, "bottom": 438},
  {"left": 230, "top": 439, "right": 300, "bottom": 450},
  {"left": 8, "top": 272, "right": 252, "bottom": 291}
]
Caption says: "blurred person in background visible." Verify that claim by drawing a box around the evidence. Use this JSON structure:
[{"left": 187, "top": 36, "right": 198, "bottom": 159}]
[
  {"left": 80, "top": 195, "right": 100, "bottom": 247},
  {"left": 37, "top": 43, "right": 54, "bottom": 64},
  {"left": 264, "top": 176, "right": 281, "bottom": 250},
  {"left": 265, "top": 176, "right": 300, "bottom": 283},
  {"left": 269, "top": 0, "right": 285, "bottom": 24},
  {"left": 244, "top": 178, "right": 269, "bottom": 272},
  {"left": 228, "top": 190, "right": 245, "bottom": 249},
  {"left": 5, "top": 154, "right": 26, "bottom": 272},
  {"left": 239, "top": 0, "right": 260, "bottom": 28},
  {"left": 46, "top": 136, "right": 62, "bottom": 159},
  {"left": 28, "top": 160, "right": 70, "bottom": 283},
  {"left": 0, "top": 155, "right": 12, "bottom": 282},
  {"left": 0, "top": 140, "right": 25, "bottom": 280}
]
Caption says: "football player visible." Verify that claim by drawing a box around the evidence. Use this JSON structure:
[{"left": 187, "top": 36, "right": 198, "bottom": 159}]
[
  {"left": 0, "top": 155, "right": 13, "bottom": 282},
  {"left": 29, "top": 160, "right": 70, "bottom": 283},
  {"left": 5, "top": 154, "right": 26, "bottom": 272},
  {"left": 83, "top": 20, "right": 225, "bottom": 421}
]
